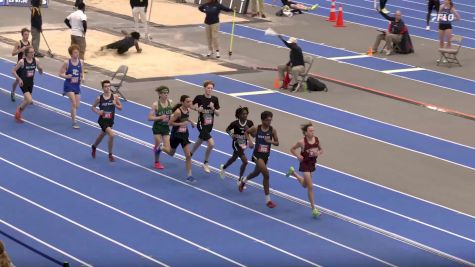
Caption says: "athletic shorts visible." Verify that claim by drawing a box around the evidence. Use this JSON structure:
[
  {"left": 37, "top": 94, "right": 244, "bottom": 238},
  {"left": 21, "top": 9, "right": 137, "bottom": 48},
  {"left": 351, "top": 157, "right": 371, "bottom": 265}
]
[
  {"left": 20, "top": 84, "right": 33, "bottom": 94},
  {"left": 63, "top": 85, "right": 81, "bottom": 95},
  {"left": 170, "top": 136, "right": 190, "bottom": 149},
  {"left": 152, "top": 124, "right": 170, "bottom": 136},
  {"left": 299, "top": 160, "right": 317, "bottom": 173},
  {"left": 197, "top": 124, "right": 212, "bottom": 141},
  {"left": 439, "top": 24, "right": 452, "bottom": 31},
  {"left": 98, "top": 118, "right": 114, "bottom": 132},
  {"left": 252, "top": 154, "right": 269, "bottom": 165}
]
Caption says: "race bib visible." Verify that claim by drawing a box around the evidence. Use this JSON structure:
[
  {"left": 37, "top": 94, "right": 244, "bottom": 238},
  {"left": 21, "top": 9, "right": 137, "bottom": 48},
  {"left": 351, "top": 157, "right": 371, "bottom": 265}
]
[
  {"left": 237, "top": 138, "right": 247, "bottom": 149},
  {"left": 27, "top": 70, "right": 34, "bottom": 77},
  {"left": 203, "top": 114, "right": 213, "bottom": 125},
  {"left": 71, "top": 77, "right": 79, "bottom": 84},
  {"left": 257, "top": 144, "right": 269, "bottom": 153},
  {"left": 178, "top": 125, "right": 187, "bottom": 133},
  {"left": 102, "top": 111, "right": 113, "bottom": 119},
  {"left": 307, "top": 148, "right": 319, "bottom": 157}
]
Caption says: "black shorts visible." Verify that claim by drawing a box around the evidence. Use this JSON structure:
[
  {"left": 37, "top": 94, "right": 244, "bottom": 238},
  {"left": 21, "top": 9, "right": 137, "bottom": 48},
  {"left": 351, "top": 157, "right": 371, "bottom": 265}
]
[
  {"left": 98, "top": 118, "right": 114, "bottom": 132},
  {"left": 439, "top": 24, "right": 452, "bottom": 31},
  {"left": 252, "top": 154, "right": 269, "bottom": 165},
  {"left": 170, "top": 136, "right": 190, "bottom": 149},
  {"left": 197, "top": 127, "right": 212, "bottom": 141},
  {"left": 232, "top": 141, "right": 246, "bottom": 157},
  {"left": 20, "top": 84, "right": 33, "bottom": 94}
]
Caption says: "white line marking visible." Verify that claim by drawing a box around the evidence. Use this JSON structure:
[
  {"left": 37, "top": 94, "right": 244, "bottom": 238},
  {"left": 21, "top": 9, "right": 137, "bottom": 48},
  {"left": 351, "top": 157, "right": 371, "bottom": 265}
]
[
  {"left": 382, "top": 68, "right": 425, "bottom": 74},
  {"left": 329, "top": 55, "right": 370, "bottom": 60},
  {"left": 229, "top": 90, "right": 277, "bottom": 96}
]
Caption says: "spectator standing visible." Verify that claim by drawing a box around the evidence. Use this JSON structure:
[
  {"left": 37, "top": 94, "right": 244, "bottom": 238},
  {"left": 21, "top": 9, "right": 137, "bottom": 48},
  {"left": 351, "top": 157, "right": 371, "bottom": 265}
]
[
  {"left": 30, "top": 0, "right": 44, "bottom": 58},
  {"left": 198, "top": 0, "right": 233, "bottom": 58},
  {"left": 65, "top": 3, "right": 87, "bottom": 62},
  {"left": 130, "top": 0, "right": 150, "bottom": 40}
]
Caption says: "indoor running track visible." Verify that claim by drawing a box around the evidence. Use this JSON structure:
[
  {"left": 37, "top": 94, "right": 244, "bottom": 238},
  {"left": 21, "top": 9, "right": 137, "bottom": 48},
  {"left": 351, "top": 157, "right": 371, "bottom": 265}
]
[{"left": 1, "top": 69, "right": 475, "bottom": 266}]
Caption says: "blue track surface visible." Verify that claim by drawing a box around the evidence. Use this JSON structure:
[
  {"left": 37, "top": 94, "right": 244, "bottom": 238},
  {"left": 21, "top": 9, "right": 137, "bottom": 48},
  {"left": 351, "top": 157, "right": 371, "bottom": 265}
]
[{"left": 1, "top": 61, "right": 475, "bottom": 266}]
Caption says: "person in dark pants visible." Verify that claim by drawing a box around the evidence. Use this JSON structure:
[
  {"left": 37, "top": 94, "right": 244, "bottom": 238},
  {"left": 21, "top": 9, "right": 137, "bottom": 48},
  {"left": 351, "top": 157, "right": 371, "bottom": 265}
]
[
  {"left": 10, "top": 28, "right": 31, "bottom": 102},
  {"left": 30, "top": 0, "right": 44, "bottom": 58},
  {"left": 100, "top": 31, "right": 142, "bottom": 54},
  {"left": 276, "top": 35, "right": 305, "bottom": 92},
  {"left": 426, "top": 0, "right": 440, "bottom": 30},
  {"left": 198, "top": 0, "right": 232, "bottom": 58}
]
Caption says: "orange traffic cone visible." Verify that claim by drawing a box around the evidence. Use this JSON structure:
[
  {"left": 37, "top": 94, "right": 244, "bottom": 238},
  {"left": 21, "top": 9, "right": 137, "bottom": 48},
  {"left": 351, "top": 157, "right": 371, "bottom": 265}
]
[
  {"left": 367, "top": 47, "right": 373, "bottom": 56},
  {"left": 273, "top": 78, "right": 281, "bottom": 89},
  {"left": 326, "top": 0, "right": 336, "bottom": 22},
  {"left": 334, "top": 4, "right": 346, "bottom": 27}
]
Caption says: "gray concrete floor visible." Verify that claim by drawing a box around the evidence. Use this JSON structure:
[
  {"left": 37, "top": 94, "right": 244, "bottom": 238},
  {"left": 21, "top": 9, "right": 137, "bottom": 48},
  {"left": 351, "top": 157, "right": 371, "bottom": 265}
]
[{"left": 1, "top": 0, "right": 474, "bottom": 215}]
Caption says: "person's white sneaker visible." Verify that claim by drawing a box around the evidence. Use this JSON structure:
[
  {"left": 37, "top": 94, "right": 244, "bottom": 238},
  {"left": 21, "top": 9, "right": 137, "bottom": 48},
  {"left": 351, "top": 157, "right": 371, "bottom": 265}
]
[
  {"left": 216, "top": 51, "right": 221, "bottom": 58},
  {"left": 381, "top": 8, "right": 390, "bottom": 14},
  {"left": 219, "top": 164, "right": 225, "bottom": 179},
  {"left": 425, "top": 25, "right": 430, "bottom": 31},
  {"left": 203, "top": 163, "right": 211, "bottom": 173}
]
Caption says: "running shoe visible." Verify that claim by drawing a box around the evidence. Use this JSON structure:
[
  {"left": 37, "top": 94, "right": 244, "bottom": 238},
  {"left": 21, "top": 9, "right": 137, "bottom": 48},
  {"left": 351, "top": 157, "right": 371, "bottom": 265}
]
[
  {"left": 14, "top": 109, "right": 23, "bottom": 123},
  {"left": 108, "top": 153, "right": 115, "bottom": 162},
  {"left": 10, "top": 92, "right": 15, "bottom": 102},
  {"left": 381, "top": 8, "right": 390, "bottom": 14},
  {"left": 286, "top": 166, "right": 295, "bottom": 177},
  {"left": 266, "top": 201, "right": 277, "bottom": 208},
  {"left": 154, "top": 161, "right": 165, "bottom": 169},
  {"left": 91, "top": 145, "right": 96, "bottom": 158},
  {"left": 237, "top": 177, "right": 247, "bottom": 189},
  {"left": 310, "top": 4, "right": 319, "bottom": 10},
  {"left": 238, "top": 181, "right": 246, "bottom": 192},
  {"left": 312, "top": 208, "right": 321, "bottom": 218},
  {"left": 203, "top": 163, "right": 211, "bottom": 173},
  {"left": 186, "top": 176, "right": 197, "bottom": 183},
  {"left": 425, "top": 25, "right": 430, "bottom": 31},
  {"left": 219, "top": 164, "right": 225, "bottom": 179},
  {"left": 72, "top": 122, "right": 80, "bottom": 129}
]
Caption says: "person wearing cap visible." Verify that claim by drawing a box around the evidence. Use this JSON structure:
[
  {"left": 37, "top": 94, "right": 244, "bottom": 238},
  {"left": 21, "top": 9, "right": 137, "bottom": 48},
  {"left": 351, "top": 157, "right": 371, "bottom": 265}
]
[
  {"left": 277, "top": 35, "right": 305, "bottom": 92},
  {"left": 100, "top": 31, "right": 142, "bottom": 55},
  {"left": 148, "top": 86, "right": 173, "bottom": 169}
]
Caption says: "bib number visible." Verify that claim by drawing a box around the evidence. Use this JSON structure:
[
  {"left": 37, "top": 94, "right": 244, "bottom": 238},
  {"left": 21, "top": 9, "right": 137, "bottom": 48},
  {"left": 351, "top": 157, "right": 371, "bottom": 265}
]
[
  {"left": 103, "top": 112, "right": 113, "bottom": 119},
  {"left": 203, "top": 114, "right": 213, "bottom": 125},
  {"left": 307, "top": 148, "right": 319, "bottom": 158},
  {"left": 237, "top": 139, "right": 247, "bottom": 149},
  {"left": 178, "top": 125, "right": 187, "bottom": 133},
  {"left": 27, "top": 70, "right": 34, "bottom": 77},
  {"left": 71, "top": 77, "right": 79, "bottom": 84},
  {"left": 257, "top": 144, "right": 269, "bottom": 153}
]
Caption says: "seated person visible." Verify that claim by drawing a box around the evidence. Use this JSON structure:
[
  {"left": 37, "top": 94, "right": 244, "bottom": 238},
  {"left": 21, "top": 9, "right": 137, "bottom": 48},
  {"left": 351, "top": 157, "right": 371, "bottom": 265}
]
[
  {"left": 372, "top": 10, "right": 413, "bottom": 55},
  {"left": 100, "top": 31, "right": 142, "bottom": 55},
  {"left": 274, "top": 0, "right": 318, "bottom": 16},
  {"left": 276, "top": 35, "right": 305, "bottom": 92}
]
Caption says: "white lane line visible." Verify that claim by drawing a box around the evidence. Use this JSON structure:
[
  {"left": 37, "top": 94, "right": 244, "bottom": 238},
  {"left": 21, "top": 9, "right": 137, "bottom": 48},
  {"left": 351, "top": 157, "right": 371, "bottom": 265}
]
[{"left": 382, "top": 68, "right": 425, "bottom": 74}]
